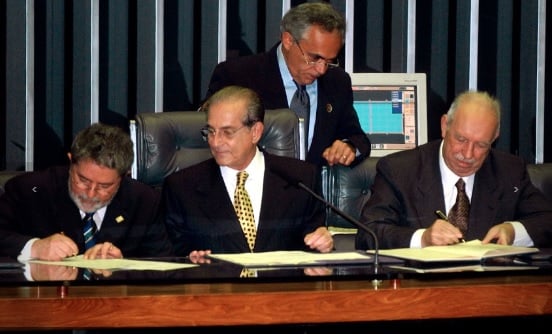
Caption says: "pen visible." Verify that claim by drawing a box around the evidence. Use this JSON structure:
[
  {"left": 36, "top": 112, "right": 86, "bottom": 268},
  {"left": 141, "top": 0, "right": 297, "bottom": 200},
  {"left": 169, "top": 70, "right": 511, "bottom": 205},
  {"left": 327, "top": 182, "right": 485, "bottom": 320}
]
[
  {"left": 434, "top": 210, "right": 466, "bottom": 243},
  {"left": 434, "top": 210, "right": 448, "bottom": 221}
]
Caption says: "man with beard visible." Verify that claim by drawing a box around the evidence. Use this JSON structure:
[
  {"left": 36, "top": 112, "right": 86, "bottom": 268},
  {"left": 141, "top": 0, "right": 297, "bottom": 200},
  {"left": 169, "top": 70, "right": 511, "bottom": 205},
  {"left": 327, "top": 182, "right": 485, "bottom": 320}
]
[{"left": 0, "top": 123, "right": 172, "bottom": 262}]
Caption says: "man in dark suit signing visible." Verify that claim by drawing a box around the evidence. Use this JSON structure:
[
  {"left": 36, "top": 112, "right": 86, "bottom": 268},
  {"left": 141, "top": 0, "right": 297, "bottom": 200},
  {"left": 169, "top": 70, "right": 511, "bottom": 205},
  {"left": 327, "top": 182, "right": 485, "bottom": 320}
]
[
  {"left": 356, "top": 90, "right": 552, "bottom": 250},
  {"left": 162, "top": 85, "right": 334, "bottom": 258},
  {"left": 0, "top": 123, "right": 173, "bottom": 264},
  {"left": 206, "top": 2, "right": 371, "bottom": 168}
]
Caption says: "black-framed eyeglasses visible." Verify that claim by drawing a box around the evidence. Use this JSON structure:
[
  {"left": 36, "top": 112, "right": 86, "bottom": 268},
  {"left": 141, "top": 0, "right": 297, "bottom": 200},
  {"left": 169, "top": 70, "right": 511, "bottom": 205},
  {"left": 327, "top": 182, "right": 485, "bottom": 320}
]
[
  {"left": 200, "top": 125, "right": 249, "bottom": 141},
  {"left": 294, "top": 38, "right": 340, "bottom": 69}
]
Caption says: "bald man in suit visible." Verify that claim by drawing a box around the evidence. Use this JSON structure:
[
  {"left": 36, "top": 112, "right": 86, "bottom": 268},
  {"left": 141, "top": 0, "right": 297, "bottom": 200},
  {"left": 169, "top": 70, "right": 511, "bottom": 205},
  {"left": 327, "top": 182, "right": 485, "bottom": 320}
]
[{"left": 356, "top": 91, "right": 552, "bottom": 250}]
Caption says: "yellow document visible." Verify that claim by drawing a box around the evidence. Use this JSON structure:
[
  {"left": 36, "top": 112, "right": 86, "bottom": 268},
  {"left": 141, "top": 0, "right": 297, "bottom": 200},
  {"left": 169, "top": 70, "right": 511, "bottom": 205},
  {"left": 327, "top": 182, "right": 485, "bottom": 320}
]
[
  {"left": 208, "top": 250, "right": 373, "bottom": 268},
  {"left": 368, "top": 240, "right": 538, "bottom": 262},
  {"left": 29, "top": 256, "right": 197, "bottom": 271}
]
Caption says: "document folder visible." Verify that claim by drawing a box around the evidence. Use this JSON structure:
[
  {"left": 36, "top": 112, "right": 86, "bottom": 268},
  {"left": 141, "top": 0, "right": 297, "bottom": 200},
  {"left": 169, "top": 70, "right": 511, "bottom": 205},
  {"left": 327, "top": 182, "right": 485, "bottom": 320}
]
[
  {"left": 207, "top": 250, "right": 377, "bottom": 268},
  {"left": 367, "top": 240, "right": 538, "bottom": 263}
]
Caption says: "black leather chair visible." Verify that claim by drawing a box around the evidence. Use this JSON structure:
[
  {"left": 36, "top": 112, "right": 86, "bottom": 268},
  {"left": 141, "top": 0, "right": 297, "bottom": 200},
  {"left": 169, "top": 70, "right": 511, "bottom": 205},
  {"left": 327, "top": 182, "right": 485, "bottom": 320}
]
[
  {"left": 322, "top": 157, "right": 379, "bottom": 229},
  {"left": 131, "top": 108, "right": 300, "bottom": 188},
  {"left": 0, "top": 171, "right": 25, "bottom": 196},
  {"left": 527, "top": 163, "right": 552, "bottom": 201},
  {"left": 321, "top": 158, "right": 378, "bottom": 250}
]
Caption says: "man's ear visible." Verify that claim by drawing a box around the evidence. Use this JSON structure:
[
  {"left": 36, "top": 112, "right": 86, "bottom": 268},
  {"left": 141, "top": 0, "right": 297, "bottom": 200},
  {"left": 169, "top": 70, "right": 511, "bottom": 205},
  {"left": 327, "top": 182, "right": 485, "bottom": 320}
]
[
  {"left": 281, "top": 31, "right": 294, "bottom": 49},
  {"left": 67, "top": 152, "right": 72, "bottom": 162},
  {"left": 251, "top": 122, "right": 264, "bottom": 144},
  {"left": 440, "top": 114, "right": 448, "bottom": 139}
]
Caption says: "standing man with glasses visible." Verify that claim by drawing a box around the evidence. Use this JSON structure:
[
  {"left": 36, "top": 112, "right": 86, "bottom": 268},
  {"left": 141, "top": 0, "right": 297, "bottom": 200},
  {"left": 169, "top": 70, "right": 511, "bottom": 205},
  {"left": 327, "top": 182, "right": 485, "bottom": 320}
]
[
  {"left": 162, "top": 85, "right": 333, "bottom": 258},
  {"left": 0, "top": 123, "right": 172, "bottom": 269},
  {"left": 206, "top": 1, "right": 371, "bottom": 168}
]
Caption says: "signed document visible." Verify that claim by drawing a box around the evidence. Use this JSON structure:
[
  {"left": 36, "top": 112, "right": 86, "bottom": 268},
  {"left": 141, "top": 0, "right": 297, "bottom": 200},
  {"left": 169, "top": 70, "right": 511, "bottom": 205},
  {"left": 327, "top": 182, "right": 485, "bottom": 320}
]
[
  {"left": 367, "top": 240, "right": 539, "bottom": 262},
  {"left": 29, "top": 256, "right": 197, "bottom": 271},
  {"left": 208, "top": 250, "right": 374, "bottom": 268}
]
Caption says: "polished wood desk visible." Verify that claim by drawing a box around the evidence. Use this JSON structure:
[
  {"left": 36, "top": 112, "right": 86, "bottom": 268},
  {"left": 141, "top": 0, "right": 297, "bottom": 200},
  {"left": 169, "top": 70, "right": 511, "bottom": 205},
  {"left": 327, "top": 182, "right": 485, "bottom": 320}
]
[{"left": 0, "top": 272, "right": 551, "bottom": 330}]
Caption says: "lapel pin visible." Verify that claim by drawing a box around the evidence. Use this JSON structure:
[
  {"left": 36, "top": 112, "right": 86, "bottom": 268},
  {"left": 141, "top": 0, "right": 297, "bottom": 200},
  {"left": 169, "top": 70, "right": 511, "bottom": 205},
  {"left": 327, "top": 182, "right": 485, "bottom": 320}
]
[
  {"left": 116, "top": 216, "right": 125, "bottom": 223},
  {"left": 326, "top": 104, "right": 333, "bottom": 113}
]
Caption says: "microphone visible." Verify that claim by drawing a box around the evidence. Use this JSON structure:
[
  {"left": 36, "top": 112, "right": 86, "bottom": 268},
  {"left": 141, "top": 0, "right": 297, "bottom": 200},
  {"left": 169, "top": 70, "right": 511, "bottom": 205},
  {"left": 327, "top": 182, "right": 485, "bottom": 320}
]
[{"left": 271, "top": 165, "right": 380, "bottom": 270}]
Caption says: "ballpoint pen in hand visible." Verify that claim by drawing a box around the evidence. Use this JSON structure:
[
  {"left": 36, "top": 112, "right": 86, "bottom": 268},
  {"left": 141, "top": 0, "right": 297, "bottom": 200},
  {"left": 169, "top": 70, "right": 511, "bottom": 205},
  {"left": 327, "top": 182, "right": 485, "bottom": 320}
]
[
  {"left": 434, "top": 210, "right": 466, "bottom": 243},
  {"left": 434, "top": 210, "right": 448, "bottom": 221}
]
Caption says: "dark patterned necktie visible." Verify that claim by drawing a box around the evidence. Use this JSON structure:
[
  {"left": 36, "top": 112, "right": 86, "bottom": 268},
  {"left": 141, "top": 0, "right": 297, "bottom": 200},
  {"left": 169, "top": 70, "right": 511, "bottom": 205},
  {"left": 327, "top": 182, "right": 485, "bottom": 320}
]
[
  {"left": 82, "top": 212, "right": 97, "bottom": 280},
  {"left": 83, "top": 212, "right": 97, "bottom": 250},
  {"left": 234, "top": 171, "right": 256, "bottom": 252},
  {"left": 289, "top": 81, "right": 310, "bottom": 154},
  {"left": 448, "top": 178, "right": 469, "bottom": 234}
]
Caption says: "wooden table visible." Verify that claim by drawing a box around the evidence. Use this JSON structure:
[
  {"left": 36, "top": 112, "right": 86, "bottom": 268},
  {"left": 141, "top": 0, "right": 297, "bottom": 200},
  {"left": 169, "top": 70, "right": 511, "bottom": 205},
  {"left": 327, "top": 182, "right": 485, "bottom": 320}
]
[{"left": 1, "top": 272, "right": 551, "bottom": 330}]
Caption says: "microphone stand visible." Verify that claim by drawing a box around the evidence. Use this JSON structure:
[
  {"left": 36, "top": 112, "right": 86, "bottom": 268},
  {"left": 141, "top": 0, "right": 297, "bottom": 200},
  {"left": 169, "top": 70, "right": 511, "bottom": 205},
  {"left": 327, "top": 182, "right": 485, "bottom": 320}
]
[{"left": 295, "top": 182, "right": 380, "bottom": 274}]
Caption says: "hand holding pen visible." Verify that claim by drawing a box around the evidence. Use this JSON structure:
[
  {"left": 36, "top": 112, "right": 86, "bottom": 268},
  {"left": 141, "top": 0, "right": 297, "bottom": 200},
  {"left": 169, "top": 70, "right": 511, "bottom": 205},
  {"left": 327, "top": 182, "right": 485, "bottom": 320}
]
[{"left": 434, "top": 210, "right": 466, "bottom": 243}]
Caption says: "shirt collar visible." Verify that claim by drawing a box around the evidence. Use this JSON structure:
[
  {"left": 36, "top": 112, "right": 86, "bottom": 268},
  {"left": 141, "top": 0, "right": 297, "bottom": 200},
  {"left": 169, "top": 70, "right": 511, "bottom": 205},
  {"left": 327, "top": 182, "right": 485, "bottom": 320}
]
[
  {"left": 277, "top": 43, "right": 317, "bottom": 99},
  {"left": 220, "top": 147, "right": 265, "bottom": 181}
]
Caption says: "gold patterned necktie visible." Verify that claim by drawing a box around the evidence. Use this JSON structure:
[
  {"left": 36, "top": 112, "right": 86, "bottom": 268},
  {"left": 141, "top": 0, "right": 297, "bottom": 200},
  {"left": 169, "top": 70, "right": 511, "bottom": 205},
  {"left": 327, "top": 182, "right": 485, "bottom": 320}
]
[
  {"left": 234, "top": 171, "right": 256, "bottom": 252},
  {"left": 448, "top": 178, "right": 469, "bottom": 234}
]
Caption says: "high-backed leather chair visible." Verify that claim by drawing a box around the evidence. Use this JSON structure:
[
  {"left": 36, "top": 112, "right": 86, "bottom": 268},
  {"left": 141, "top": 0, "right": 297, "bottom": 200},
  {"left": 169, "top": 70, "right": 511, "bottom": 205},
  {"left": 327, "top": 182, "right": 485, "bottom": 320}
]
[
  {"left": 322, "top": 158, "right": 379, "bottom": 250},
  {"left": 527, "top": 163, "right": 552, "bottom": 201},
  {"left": 131, "top": 108, "right": 300, "bottom": 188},
  {"left": 322, "top": 157, "right": 379, "bottom": 230},
  {"left": 0, "top": 171, "right": 26, "bottom": 196}
]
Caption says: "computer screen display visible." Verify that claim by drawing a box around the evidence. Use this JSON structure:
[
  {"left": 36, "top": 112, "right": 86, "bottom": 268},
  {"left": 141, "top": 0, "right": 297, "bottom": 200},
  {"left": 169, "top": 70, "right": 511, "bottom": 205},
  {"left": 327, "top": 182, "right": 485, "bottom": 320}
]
[{"left": 350, "top": 73, "right": 428, "bottom": 157}]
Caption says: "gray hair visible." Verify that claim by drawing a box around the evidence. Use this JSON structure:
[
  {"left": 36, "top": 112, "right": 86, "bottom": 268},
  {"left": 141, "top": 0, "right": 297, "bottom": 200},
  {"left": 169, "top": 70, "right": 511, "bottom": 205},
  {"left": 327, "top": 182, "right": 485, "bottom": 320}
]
[
  {"left": 280, "top": 2, "right": 346, "bottom": 44},
  {"left": 70, "top": 123, "right": 134, "bottom": 176},
  {"left": 446, "top": 90, "right": 501, "bottom": 134}
]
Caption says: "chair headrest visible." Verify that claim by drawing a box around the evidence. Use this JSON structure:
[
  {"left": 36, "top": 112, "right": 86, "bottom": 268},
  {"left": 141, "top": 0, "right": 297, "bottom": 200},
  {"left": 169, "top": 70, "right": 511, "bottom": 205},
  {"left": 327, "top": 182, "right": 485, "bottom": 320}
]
[{"left": 133, "top": 108, "right": 299, "bottom": 187}]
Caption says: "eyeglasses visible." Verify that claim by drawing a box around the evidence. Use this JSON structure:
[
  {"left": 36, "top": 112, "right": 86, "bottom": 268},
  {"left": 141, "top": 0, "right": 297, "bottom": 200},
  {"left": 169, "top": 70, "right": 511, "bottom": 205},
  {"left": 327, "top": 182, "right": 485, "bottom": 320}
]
[
  {"left": 70, "top": 168, "right": 120, "bottom": 195},
  {"left": 200, "top": 125, "right": 249, "bottom": 141},
  {"left": 294, "top": 39, "right": 340, "bottom": 69}
]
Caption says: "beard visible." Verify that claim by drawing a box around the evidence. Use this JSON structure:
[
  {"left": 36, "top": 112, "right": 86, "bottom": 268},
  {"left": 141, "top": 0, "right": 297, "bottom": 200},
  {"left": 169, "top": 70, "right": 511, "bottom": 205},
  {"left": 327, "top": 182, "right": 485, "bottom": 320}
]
[{"left": 68, "top": 181, "right": 115, "bottom": 213}]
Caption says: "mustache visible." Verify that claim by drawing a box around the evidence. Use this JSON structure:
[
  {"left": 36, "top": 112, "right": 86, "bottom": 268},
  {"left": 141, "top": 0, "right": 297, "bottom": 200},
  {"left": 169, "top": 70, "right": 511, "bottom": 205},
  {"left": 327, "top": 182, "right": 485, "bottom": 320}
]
[
  {"left": 69, "top": 189, "right": 104, "bottom": 212},
  {"left": 454, "top": 153, "right": 476, "bottom": 164}
]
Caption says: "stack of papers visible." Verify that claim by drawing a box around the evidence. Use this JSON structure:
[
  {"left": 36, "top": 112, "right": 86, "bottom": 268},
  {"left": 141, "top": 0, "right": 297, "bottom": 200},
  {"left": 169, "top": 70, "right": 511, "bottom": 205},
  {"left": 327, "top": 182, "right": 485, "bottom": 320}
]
[
  {"left": 208, "top": 250, "right": 374, "bottom": 268},
  {"left": 367, "top": 240, "right": 538, "bottom": 262},
  {"left": 29, "top": 256, "right": 197, "bottom": 271}
]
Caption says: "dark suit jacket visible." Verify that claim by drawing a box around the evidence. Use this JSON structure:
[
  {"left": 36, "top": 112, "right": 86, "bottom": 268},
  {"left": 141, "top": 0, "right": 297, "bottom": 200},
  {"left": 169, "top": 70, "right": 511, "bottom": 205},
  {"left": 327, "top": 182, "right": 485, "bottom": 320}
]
[
  {"left": 355, "top": 140, "right": 552, "bottom": 249},
  {"left": 206, "top": 43, "right": 371, "bottom": 167},
  {"left": 0, "top": 166, "right": 173, "bottom": 259},
  {"left": 161, "top": 152, "right": 326, "bottom": 255}
]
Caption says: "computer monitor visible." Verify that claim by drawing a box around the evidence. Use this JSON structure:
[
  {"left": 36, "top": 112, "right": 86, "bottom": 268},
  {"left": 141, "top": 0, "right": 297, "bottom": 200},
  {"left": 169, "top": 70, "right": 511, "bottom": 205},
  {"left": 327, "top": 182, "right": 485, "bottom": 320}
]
[{"left": 350, "top": 72, "right": 428, "bottom": 157}]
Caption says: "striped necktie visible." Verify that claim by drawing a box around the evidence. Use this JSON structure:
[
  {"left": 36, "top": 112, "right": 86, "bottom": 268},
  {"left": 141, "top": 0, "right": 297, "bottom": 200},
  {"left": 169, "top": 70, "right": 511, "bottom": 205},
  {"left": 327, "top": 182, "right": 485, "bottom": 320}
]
[{"left": 83, "top": 212, "right": 97, "bottom": 250}]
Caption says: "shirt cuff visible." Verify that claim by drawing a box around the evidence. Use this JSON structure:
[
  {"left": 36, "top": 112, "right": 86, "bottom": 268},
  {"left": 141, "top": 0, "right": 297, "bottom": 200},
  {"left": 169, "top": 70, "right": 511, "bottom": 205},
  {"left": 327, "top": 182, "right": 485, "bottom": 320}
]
[
  {"left": 507, "top": 221, "right": 534, "bottom": 247},
  {"left": 17, "top": 238, "right": 39, "bottom": 263},
  {"left": 410, "top": 229, "right": 425, "bottom": 248},
  {"left": 341, "top": 139, "right": 360, "bottom": 156}
]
